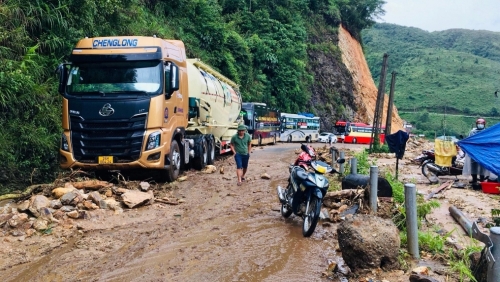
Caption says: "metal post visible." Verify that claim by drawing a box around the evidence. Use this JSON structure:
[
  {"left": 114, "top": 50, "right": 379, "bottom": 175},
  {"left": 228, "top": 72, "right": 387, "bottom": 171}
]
[
  {"left": 488, "top": 227, "right": 500, "bottom": 282},
  {"left": 330, "top": 147, "right": 338, "bottom": 168},
  {"left": 350, "top": 157, "right": 357, "bottom": 175},
  {"left": 404, "top": 183, "right": 419, "bottom": 259},
  {"left": 339, "top": 151, "right": 345, "bottom": 174},
  {"left": 369, "top": 166, "right": 378, "bottom": 213}
]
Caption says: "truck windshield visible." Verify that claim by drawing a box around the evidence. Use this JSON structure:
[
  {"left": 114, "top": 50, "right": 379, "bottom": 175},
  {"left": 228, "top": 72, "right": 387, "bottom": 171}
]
[{"left": 66, "top": 61, "right": 162, "bottom": 95}]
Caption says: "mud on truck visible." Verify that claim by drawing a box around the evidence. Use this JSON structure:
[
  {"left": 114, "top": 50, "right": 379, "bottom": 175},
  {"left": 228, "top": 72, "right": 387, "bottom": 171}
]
[{"left": 57, "top": 36, "right": 242, "bottom": 181}]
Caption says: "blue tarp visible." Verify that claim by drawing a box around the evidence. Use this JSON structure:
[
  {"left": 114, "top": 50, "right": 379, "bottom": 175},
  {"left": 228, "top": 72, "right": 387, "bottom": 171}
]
[{"left": 457, "top": 122, "right": 500, "bottom": 176}]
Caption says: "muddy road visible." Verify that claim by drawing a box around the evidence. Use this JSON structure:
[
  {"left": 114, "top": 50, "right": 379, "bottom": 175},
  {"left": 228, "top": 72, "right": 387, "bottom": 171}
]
[
  {"left": 3, "top": 141, "right": 497, "bottom": 282},
  {"left": 3, "top": 143, "right": 367, "bottom": 282}
]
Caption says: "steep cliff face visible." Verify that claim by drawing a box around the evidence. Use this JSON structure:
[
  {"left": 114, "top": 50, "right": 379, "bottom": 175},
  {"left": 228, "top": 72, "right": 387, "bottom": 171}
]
[{"left": 337, "top": 25, "right": 404, "bottom": 133}]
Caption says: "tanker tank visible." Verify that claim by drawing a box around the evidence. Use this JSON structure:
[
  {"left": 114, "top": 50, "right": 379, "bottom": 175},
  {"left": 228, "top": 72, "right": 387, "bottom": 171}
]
[{"left": 185, "top": 58, "right": 242, "bottom": 141}]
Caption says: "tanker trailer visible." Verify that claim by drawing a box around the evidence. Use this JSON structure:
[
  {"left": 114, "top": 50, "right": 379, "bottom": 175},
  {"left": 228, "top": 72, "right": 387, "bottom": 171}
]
[{"left": 183, "top": 58, "right": 242, "bottom": 169}]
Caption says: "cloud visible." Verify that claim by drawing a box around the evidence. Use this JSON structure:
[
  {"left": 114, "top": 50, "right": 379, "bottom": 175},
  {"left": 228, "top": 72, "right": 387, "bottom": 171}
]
[{"left": 379, "top": 0, "right": 500, "bottom": 32}]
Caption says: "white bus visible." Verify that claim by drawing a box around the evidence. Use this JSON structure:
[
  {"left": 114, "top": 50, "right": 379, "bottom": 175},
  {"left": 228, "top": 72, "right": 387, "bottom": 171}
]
[{"left": 279, "top": 113, "right": 320, "bottom": 142}]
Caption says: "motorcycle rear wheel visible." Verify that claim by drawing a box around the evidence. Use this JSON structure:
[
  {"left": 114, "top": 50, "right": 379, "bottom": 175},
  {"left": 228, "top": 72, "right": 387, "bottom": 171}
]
[{"left": 302, "top": 196, "right": 321, "bottom": 237}]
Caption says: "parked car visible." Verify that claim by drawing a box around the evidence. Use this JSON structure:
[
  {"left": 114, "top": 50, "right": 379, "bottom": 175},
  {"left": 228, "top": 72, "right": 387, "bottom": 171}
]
[{"left": 317, "top": 132, "right": 337, "bottom": 143}]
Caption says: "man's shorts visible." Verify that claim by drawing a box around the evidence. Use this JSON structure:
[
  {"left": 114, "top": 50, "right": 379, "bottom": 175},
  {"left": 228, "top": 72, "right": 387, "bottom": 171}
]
[{"left": 234, "top": 153, "right": 250, "bottom": 169}]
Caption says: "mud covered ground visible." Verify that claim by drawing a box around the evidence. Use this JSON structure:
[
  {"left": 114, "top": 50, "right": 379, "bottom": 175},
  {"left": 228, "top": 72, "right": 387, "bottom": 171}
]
[{"left": 1, "top": 142, "right": 498, "bottom": 282}]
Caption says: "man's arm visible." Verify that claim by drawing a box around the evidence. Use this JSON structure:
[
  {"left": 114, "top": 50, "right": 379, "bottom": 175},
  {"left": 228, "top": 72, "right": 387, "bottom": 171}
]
[
  {"left": 230, "top": 143, "right": 236, "bottom": 154},
  {"left": 248, "top": 142, "right": 252, "bottom": 154}
]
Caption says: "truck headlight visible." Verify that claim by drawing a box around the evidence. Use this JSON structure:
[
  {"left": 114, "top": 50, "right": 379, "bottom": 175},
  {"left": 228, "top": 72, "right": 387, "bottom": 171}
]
[
  {"left": 61, "top": 134, "right": 70, "bottom": 152},
  {"left": 146, "top": 131, "right": 161, "bottom": 151}
]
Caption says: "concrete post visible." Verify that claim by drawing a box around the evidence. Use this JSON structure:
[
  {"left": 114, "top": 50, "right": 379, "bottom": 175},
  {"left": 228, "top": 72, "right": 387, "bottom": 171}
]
[
  {"left": 404, "top": 183, "right": 419, "bottom": 259},
  {"left": 488, "top": 227, "right": 500, "bottom": 282},
  {"left": 350, "top": 158, "right": 357, "bottom": 175},
  {"left": 339, "top": 151, "right": 345, "bottom": 174},
  {"left": 369, "top": 166, "right": 378, "bottom": 213}
]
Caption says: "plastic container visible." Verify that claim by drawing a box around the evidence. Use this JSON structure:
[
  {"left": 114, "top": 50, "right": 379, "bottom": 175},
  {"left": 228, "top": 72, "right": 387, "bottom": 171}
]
[{"left": 480, "top": 182, "right": 500, "bottom": 194}]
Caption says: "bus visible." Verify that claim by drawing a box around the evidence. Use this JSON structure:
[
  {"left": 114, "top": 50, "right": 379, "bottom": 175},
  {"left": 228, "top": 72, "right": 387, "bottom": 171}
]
[
  {"left": 333, "top": 121, "right": 386, "bottom": 144},
  {"left": 241, "top": 102, "right": 281, "bottom": 146},
  {"left": 279, "top": 113, "right": 320, "bottom": 142}
]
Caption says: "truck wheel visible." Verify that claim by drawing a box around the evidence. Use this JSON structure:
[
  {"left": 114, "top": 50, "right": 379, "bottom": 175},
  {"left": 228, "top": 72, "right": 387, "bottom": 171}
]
[
  {"left": 207, "top": 137, "right": 215, "bottom": 165},
  {"left": 193, "top": 139, "right": 207, "bottom": 170},
  {"left": 165, "top": 140, "right": 181, "bottom": 182}
]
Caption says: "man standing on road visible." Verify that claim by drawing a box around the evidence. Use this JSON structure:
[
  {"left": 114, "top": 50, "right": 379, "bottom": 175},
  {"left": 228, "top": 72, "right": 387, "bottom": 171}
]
[
  {"left": 230, "top": 124, "right": 252, "bottom": 186},
  {"left": 328, "top": 134, "right": 333, "bottom": 146}
]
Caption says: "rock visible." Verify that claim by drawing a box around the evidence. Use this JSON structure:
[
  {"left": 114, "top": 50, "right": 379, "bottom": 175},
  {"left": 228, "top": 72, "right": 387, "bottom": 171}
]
[
  {"left": 409, "top": 273, "right": 440, "bottom": 282},
  {"left": 261, "top": 173, "right": 271, "bottom": 180},
  {"left": 113, "top": 187, "right": 128, "bottom": 195},
  {"left": 105, "top": 189, "right": 113, "bottom": 197},
  {"left": 60, "top": 205, "right": 77, "bottom": 212},
  {"left": 38, "top": 207, "right": 59, "bottom": 223},
  {"left": 50, "top": 199, "right": 62, "bottom": 209},
  {"left": 11, "top": 230, "right": 26, "bottom": 237},
  {"left": 411, "top": 266, "right": 429, "bottom": 276},
  {"left": 60, "top": 191, "right": 83, "bottom": 206},
  {"left": 83, "top": 200, "right": 98, "bottom": 210},
  {"left": 17, "top": 200, "right": 30, "bottom": 212},
  {"left": 337, "top": 214, "right": 400, "bottom": 273},
  {"left": 88, "top": 191, "right": 104, "bottom": 205},
  {"left": 104, "top": 198, "right": 120, "bottom": 210},
  {"left": 33, "top": 219, "right": 48, "bottom": 231},
  {"left": 121, "top": 190, "right": 154, "bottom": 208},
  {"left": 204, "top": 165, "right": 217, "bottom": 174},
  {"left": 222, "top": 176, "right": 232, "bottom": 180},
  {"left": 178, "top": 176, "right": 188, "bottom": 182},
  {"left": 28, "top": 195, "right": 50, "bottom": 218},
  {"left": 220, "top": 166, "right": 224, "bottom": 174},
  {"left": 98, "top": 200, "right": 108, "bottom": 210},
  {"left": 139, "top": 182, "right": 150, "bottom": 191},
  {"left": 338, "top": 204, "right": 348, "bottom": 213},
  {"left": 52, "top": 187, "right": 76, "bottom": 199},
  {"left": 8, "top": 213, "right": 29, "bottom": 228},
  {"left": 25, "top": 228, "right": 35, "bottom": 237},
  {"left": 67, "top": 210, "right": 80, "bottom": 219}
]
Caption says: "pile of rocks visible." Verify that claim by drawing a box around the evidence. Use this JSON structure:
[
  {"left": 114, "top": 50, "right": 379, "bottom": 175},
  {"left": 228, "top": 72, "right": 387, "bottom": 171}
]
[{"left": 0, "top": 180, "right": 163, "bottom": 239}]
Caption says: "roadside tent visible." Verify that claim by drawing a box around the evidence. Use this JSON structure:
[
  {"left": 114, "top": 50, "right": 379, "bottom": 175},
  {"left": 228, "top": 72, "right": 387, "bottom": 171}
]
[{"left": 457, "top": 122, "right": 500, "bottom": 177}]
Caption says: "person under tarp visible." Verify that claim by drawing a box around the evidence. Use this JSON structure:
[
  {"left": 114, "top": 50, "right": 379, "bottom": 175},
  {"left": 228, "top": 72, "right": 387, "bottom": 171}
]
[{"left": 434, "top": 138, "right": 457, "bottom": 167}]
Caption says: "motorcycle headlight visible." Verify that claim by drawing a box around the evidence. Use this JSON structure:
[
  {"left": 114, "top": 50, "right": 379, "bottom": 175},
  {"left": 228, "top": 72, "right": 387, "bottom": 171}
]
[
  {"left": 61, "top": 133, "right": 70, "bottom": 152},
  {"left": 146, "top": 131, "right": 161, "bottom": 151}
]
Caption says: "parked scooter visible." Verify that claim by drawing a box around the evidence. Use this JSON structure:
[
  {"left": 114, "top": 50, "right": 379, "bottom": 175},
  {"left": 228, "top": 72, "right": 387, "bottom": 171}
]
[
  {"left": 277, "top": 144, "right": 344, "bottom": 237},
  {"left": 420, "top": 150, "right": 463, "bottom": 182}
]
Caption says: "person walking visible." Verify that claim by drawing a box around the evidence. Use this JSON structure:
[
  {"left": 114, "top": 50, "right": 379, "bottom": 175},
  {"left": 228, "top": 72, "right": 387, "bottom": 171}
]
[
  {"left": 328, "top": 134, "right": 333, "bottom": 146},
  {"left": 230, "top": 124, "right": 252, "bottom": 186}
]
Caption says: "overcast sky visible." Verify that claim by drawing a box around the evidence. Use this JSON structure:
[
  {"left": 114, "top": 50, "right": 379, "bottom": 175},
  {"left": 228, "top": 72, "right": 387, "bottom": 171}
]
[{"left": 379, "top": 0, "right": 500, "bottom": 32}]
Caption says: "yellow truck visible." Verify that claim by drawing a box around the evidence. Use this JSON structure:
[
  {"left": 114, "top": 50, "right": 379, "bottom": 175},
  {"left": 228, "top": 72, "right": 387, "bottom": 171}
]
[{"left": 57, "top": 36, "right": 242, "bottom": 181}]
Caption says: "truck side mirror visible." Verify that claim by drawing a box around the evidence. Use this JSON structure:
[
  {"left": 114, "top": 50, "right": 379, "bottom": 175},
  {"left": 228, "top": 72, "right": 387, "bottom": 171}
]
[
  {"left": 55, "top": 63, "right": 69, "bottom": 94},
  {"left": 165, "top": 62, "right": 179, "bottom": 98}
]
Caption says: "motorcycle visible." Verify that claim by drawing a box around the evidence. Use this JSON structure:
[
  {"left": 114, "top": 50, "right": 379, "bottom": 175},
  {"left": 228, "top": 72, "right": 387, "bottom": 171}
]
[
  {"left": 420, "top": 150, "right": 463, "bottom": 182},
  {"left": 277, "top": 144, "right": 344, "bottom": 237}
]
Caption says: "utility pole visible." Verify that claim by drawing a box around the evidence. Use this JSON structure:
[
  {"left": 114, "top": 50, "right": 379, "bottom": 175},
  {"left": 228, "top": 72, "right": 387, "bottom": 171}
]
[
  {"left": 385, "top": 71, "right": 397, "bottom": 136},
  {"left": 370, "top": 53, "right": 389, "bottom": 152}
]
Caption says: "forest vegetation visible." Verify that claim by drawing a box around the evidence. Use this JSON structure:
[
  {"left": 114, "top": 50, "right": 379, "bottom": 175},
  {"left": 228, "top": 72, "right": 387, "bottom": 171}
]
[
  {"left": 0, "top": 0, "right": 385, "bottom": 192},
  {"left": 362, "top": 23, "right": 500, "bottom": 137}
]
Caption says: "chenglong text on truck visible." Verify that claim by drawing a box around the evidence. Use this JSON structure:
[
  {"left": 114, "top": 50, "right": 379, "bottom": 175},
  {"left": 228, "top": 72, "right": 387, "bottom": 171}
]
[{"left": 57, "top": 36, "right": 242, "bottom": 181}]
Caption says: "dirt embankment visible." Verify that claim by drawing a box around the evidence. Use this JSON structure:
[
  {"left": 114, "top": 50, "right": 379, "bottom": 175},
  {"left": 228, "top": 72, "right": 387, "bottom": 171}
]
[{"left": 338, "top": 25, "right": 404, "bottom": 133}]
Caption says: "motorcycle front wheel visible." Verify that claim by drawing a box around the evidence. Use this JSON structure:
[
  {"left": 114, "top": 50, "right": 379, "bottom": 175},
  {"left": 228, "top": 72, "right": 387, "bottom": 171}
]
[
  {"left": 421, "top": 161, "right": 439, "bottom": 183},
  {"left": 281, "top": 204, "right": 292, "bottom": 218},
  {"left": 302, "top": 196, "right": 322, "bottom": 237}
]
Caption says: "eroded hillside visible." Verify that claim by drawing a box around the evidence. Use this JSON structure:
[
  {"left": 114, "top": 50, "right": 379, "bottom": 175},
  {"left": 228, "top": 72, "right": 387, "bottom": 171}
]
[{"left": 338, "top": 25, "right": 404, "bottom": 133}]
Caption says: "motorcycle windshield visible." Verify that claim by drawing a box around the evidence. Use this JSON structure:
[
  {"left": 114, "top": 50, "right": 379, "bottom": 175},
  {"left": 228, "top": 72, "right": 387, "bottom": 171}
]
[{"left": 458, "top": 122, "right": 500, "bottom": 177}]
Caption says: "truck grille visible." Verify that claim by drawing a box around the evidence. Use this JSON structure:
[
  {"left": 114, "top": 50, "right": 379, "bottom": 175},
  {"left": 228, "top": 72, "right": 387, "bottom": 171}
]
[{"left": 70, "top": 115, "right": 146, "bottom": 163}]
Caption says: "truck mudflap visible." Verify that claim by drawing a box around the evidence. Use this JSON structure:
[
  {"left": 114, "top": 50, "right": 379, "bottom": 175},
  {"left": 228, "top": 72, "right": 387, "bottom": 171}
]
[{"left": 219, "top": 140, "right": 232, "bottom": 154}]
